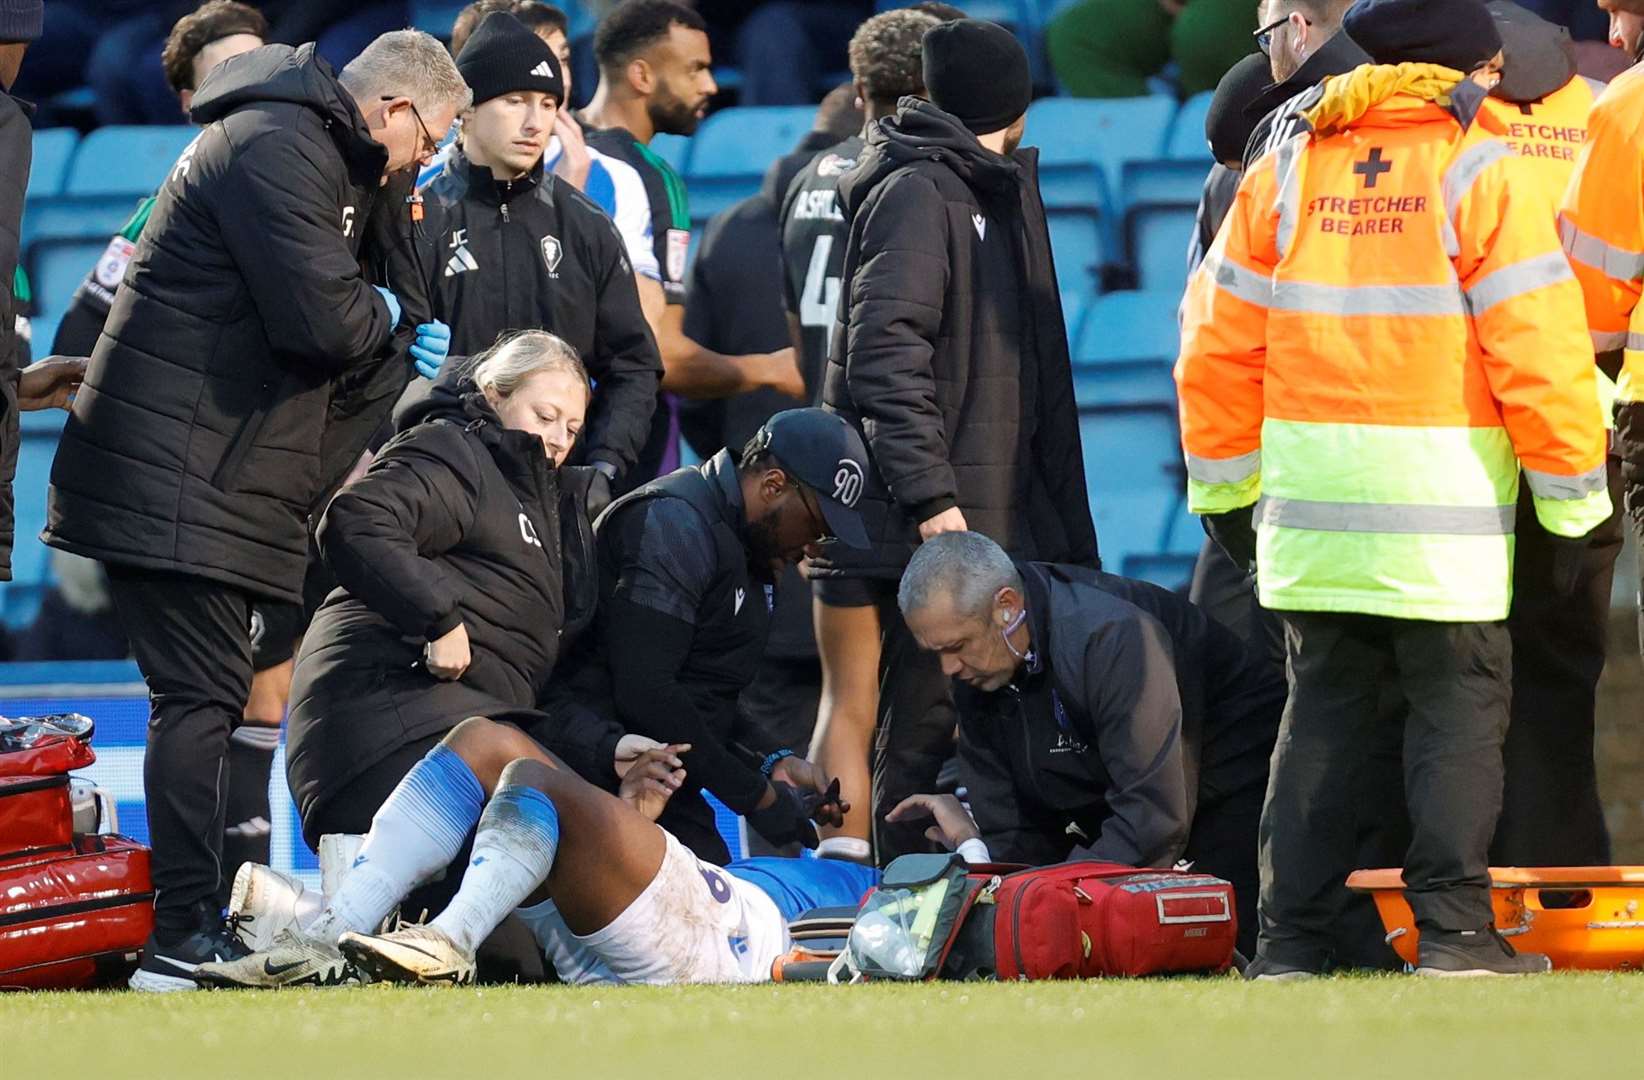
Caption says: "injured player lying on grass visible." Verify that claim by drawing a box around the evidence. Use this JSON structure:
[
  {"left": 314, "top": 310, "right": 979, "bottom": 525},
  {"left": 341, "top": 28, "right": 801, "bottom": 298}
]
[{"left": 195, "top": 717, "right": 877, "bottom": 988}]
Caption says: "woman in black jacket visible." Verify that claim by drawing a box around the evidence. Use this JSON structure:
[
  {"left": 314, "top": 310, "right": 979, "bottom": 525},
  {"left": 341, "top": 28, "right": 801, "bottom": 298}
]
[{"left": 285, "top": 329, "right": 628, "bottom": 851}]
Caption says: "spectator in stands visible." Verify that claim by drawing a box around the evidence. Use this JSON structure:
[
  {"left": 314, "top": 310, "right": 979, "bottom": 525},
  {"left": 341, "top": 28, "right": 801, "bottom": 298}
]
[
  {"left": 2, "top": 4, "right": 85, "bottom": 607},
  {"left": 43, "top": 30, "right": 469, "bottom": 993},
  {"left": 553, "top": 409, "right": 862, "bottom": 864},
  {"left": 581, "top": 0, "right": 805, "bottom": 492},
  {"left": 1480, "top": 1, "right": 1622, "bottom": 871},
  {"left": 813, "top": 20, "right": 1098, "bottom": 863},
  {"left": 732, "top": 1, "right": 871, "bottom": 106},
  {"left": 890, "top": 532, "right": 1282, "bottom": 957},
  {"left": 1243, "top": 0, "right": 1367, "bottom": 166},
  {"left": 778, "top": 7, "right": 941, "bottom": 864},
  {"left": 408, "top": 13, "right": 661, "bottom": 516},
  {"left": 1046, "top": 0, "right": 1257, "bottom": 98},
  {"left": 679, "top": 84, "right": 862, "bottom": 854}
]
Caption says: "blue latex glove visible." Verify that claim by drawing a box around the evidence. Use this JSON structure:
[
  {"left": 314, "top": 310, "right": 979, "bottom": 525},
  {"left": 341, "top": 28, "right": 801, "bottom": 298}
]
[
  {"left": 411, "top": 320, "right": 451, "bottom": 380},
  {"left": 373, "top": 285, "right": 402, "bottom": 328}
]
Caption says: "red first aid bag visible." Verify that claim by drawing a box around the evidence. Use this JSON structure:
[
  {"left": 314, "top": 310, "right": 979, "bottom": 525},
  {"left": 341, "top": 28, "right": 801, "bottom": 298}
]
[
  {"left": 0, "top": 834, "right": 155, "bottom": 990},
  {"left": 986, "top": 862, "right": 1237, "bottom": 979}
]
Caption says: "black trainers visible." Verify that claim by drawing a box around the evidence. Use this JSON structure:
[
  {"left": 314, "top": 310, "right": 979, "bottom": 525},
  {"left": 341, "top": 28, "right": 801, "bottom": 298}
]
[
  {"left": 129, "top": 920, "right": 252, "bottom": 993},
  {"left": 1242, "top": 954, "right": 1321, "bottom": 981},
  {"left": 1416, "top": 928, "right": 1552, "bottom": 977}
]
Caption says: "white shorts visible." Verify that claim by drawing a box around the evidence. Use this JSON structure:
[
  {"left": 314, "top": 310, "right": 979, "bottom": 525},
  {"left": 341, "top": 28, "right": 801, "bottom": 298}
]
[{"left": 516, "top": 832, "right": 790, "bottom": 986}]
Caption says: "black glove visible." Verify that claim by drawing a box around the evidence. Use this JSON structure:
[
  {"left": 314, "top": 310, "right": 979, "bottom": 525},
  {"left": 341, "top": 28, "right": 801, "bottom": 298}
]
[
  {"left": 586, "top": 468, "right": 614, "bottom": 522},
  {"left": 744, "top": 781, "right": 821, "bottom": 849},
  {"left": 1547, "top": 531, "right": 1590, "bottom": 599},
  {"left": 1203, "top": 505, "right": 1258, "bottom": 574}
]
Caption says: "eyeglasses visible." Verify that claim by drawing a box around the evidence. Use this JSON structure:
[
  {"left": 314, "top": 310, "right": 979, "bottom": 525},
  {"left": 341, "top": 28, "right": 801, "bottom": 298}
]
[
  {"left": 383, "top": 95, "right": 439, "bottom": 158},
  {"left": 1253, "top": 13, "right": 1309, "bottom": 54},
  {"left": 794, "top": 484, "right": 834, "bottom": 543}
]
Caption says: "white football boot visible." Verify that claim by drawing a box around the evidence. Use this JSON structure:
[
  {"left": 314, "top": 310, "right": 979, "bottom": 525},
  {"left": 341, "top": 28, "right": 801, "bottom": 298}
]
[
  {"left": 193, "top": 926, "right": 361, "bottom": 989},
  {"left": 227, "top": 863, "right": 324, "bottom": 952},
  {"left": 338, "top": 924, "right": 476, "bottom": 987}
]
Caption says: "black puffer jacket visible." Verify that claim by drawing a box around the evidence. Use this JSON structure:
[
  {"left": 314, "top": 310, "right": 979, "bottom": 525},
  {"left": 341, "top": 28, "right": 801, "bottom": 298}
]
[
  {"left": 0, "top": 92, "right": 28, "bottom": 580},
  {"left": 286, "top": 376, "right": 606, "bottom": 822},
  {"left": 44, "top": 44, "right": 398, "bottom": 603},
  {"left": 817, "top": 100, "right": 1098, "bottom": 580}
]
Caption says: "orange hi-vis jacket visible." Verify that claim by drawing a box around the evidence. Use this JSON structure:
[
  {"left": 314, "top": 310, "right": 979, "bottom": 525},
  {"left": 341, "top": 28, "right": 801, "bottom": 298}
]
[
  {"left": 1484, "top": 74, "right": 1619, "bottom": 426},
  {"left": 1561, "top": 63, "right": 1644, "bottom": 539},
  {"left": 1177, "top": 64, "right": 1611, "bottom": 622}
]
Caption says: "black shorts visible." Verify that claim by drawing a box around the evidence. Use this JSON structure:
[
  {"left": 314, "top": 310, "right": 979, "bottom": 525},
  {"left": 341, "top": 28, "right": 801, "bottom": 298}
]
[
  {"left": 250, "top": 601, "right": 304, "bottom": 672},
  {"left": 812, "top": 574, "right": 892, "bottom": 609}
]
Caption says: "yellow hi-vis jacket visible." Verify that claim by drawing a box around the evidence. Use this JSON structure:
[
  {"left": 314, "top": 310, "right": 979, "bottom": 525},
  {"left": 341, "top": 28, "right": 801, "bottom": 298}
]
[{"left": 1177, "top": 64, "right": 1611, "bottom": 622}]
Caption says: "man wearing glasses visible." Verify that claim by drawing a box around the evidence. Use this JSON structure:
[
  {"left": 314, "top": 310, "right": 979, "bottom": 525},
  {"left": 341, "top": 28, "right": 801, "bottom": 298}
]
[
  {"left": 1244, "top": 0, "right": 1366, "bottom": 165},
  {"left": 550, "top": 408, "right": 868, "bottom": 864},
  {"left": 43, "top": 30, "right": 470, "bottom": 992}
]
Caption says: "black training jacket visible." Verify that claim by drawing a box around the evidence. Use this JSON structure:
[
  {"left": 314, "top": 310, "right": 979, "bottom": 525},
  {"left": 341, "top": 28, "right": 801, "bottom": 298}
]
[
  {"left": 0, "top": 91, "right": 28, "bottom": 579},
  {"left": 44, "top": 44, "right": 398, "bottom": 603},
  {"left": 286, "top": 376, "right": 610, "bottom": 822},
  {"left": 816, "top": 100, "right": 1098, "bottom": 581},
  {"left": 958, "top": 562, "right": 1284, "bottom": 868},
  {"left": 412, "top": 150, "right": 661, "bottom": 478}
]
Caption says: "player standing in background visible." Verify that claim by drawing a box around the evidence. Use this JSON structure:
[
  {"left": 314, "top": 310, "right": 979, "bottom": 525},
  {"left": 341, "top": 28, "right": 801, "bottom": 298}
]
[{"left": 581, "top": 0, "right": 805, "bottom": 491}]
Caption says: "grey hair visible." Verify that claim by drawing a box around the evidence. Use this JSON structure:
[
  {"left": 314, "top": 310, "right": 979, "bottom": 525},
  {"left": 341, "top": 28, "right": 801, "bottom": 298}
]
[
  {"left": 339, "top": 29, "right": 472, "bottom": 116},
  {"left": 898, "top": 531, "right": 1021, "bottom": 621},
  {"left": 470, "top": 329, "right": 589, "bottom": 401}
]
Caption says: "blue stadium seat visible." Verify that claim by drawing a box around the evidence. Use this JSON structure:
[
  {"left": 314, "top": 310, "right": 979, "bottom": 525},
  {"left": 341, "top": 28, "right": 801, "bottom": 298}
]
[
  {"left": 1072, "top": 362, "right": 1175, "bottom": 408},
  {"left": 26, "top": 128, "right": 78, "bottom": 200},
  {"left": 685, "top": 106, "right": 816, "bottom": 222},
  {"left": 1166, "top": 92, "right": 1214, "bottom": 161},
  {"left": 1120, "top": 551, "right": 1196, "bottom": 591},
  {"left": 1048, "top": 211, "right": 1104, "bottom": 297},
  {"left": 1073, "top": 290, "right": 1179, "bottom": 365},
  {"left": 408, "top": 0, "right": 467, "bottom": 36},
  {"left": 65, "top": 126, "right": 198, "bottom": 198},
  {"left": 27, "top": 239, "right": 106, "bottom": 357},
  {"left": 1130, "top": 204, "right": 1197, "bottom": 295},
  {"left": 1120, "top": 158, "right": 1212, "bottom": 215},
  {"left": 649, "top": 132, "right": 692, "bottom": 175},
  {"left": 1061, "top": 289, "right": 1089, "bottom": 344},
  {"left": 1028, "top": 96, "right": 1176, "bottom": 261},
  {"left": 1079, "top": 403, "right": 1185, "bottom": 574}
]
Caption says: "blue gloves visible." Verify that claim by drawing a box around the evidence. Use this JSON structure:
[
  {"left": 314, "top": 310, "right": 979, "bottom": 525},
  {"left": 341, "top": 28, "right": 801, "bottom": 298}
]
[
  {"left": 373, "top": 286, "right": 402, "bottom": 329},
  {"left": 411, "top": 320, "right": 451, "bottom": 380}
]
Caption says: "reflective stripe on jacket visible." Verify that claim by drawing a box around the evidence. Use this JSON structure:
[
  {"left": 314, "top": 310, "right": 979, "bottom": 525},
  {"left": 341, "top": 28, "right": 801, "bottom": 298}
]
[{"left": 1177, "top": 64, "right": 1611, "bottom": 622}]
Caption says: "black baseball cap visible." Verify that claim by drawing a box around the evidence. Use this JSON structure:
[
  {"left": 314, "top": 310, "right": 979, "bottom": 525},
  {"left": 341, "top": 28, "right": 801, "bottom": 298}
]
[{"left": 751, "top": 409, "right": 871, "bottom": 549}]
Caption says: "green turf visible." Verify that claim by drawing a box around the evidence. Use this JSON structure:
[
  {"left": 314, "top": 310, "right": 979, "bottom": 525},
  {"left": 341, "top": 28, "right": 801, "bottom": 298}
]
[{"left": 8, "top": 975, "right": 1644, "bottom": 1079}]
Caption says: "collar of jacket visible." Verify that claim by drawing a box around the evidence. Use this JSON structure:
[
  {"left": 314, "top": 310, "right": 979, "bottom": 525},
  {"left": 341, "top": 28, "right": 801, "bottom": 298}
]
[
  {"left": 839, "top": 98, "right": 1023, "bottom": 217},
  {"left": 699, "top": 449, "right": 750, "bottom": 546},
  {"left": 1002, "top": 562, "right": 1055, "bottom": 694},
  {"left": 457, "top": 149, "right": 545, "bottom": 206},
  {"left": 1300, "top": 62, "right": 1471, "bottom": 135},
  {"left": 1245, "top": 29, "right": 1371, "bottom": 121}
]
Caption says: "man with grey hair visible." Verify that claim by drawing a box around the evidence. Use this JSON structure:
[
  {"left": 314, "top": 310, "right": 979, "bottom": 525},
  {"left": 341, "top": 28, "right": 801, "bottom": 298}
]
[
  {"left": 44, "top": 29, "right": 468, "bottom": 992},
  {"left": 889, "top": 533, "right": 1282, "bottom": 957}
]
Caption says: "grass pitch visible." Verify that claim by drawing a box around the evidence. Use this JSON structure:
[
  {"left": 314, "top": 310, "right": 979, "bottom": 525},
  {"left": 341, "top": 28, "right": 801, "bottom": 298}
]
[{"left": 9, "top": 974, "right": 1644, "bottom": 1079}]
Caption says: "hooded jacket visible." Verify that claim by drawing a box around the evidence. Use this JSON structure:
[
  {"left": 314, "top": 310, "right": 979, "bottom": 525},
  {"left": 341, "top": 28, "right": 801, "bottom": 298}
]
[
  {"left": 285, "top": 375, "right": 608, "bottom": 823},
  {"left": 816, "top": 100, "right": 1098, "bottom": 580},
  {"left": 958, "top": 562, "right": 1283, "bottom": 867},
  {"left": 411, "top": 149, "right": 661, "bottom": 479},
  {"left": 44, "top": 44, "right": 398, "bottom": 603}
]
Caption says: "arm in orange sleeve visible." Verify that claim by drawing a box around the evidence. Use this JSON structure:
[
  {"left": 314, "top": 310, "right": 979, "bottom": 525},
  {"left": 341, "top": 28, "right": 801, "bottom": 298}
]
[
  {"left": 1558, "top": 81, "right": 1644, "bottom": 357},
  {"left": 1175, "top": 153, "right": 1280, "bottom": 515},
  {"left": 1456, "top": 149, "right": 1612, "bottom": 538}
]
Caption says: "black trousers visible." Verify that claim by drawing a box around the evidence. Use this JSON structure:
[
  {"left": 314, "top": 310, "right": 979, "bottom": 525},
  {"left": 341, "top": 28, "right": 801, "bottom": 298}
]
[
  {"left": 106, "top": 566, "right": 255, "bottom": 935},
  {"left": 1492, "top": 461, "right": 1625, "bottom": 866},
  {"left": 1259, "top": 612, "right": 1511, "bottom": 969},
  {"left": 872, "top": 591, "right": 958, "bottom": 865},
  {"left": 1183, "top": 781, "right": 1264, "bottom": 959}
]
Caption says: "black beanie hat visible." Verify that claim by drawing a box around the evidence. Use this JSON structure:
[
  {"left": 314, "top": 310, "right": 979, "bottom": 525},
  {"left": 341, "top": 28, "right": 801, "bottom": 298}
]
[
  {"left": 923, "top": 19, "right": 1032, "bottom": 135},
  {"left": 457, "top": 11, "right": 564, "bottom": 107},
  {"left": 1487, "top": 0, "right": 1576, "bottom": 103},
  {"left": 1342, "top": 0, "right": 1503, "bottom": 72},
  {"left": 1206, "top": 53, "right": 1273, "bottom": 165},
  {"left": 0, "top": 0, "right": 41, "bottom": 44}
]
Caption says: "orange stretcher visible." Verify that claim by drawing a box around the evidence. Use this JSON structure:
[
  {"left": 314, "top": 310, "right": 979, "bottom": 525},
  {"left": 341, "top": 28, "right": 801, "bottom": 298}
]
[{"left": 1348, "top": 867, "right": 1644, "bottom": 970}]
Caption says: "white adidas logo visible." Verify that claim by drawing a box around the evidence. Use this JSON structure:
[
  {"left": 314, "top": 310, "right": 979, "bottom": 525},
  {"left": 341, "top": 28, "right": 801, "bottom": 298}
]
[
  {"left": 530, "top": 60, "right": 555, "bottom": 77},
  {"left": 444, "top": 245, "right": 478, "bottom": 277}
]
